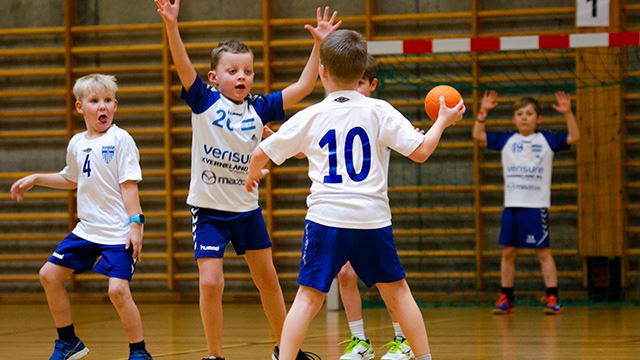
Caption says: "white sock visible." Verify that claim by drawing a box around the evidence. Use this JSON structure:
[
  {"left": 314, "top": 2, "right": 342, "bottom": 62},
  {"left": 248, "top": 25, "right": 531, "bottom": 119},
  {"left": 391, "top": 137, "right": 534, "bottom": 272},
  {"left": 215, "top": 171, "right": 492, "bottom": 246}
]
[
  {"left": 416, "top": 355, "right": 432, "bottom": 360},
  {"left": 348, "top": 319, "right": 366, "bottom": 340},
  {"left": 392, "top": 322, "right": 405, "bottom": 337}
]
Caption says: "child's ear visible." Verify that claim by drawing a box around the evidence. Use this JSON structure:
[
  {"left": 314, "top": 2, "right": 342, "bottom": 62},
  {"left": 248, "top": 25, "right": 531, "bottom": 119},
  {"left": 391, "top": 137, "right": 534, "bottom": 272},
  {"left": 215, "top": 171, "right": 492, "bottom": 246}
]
[
  {"left": 370, "top": 78, "right": 378, "bottom": 93},
  {"left": 319, "top": 64, "right": 328, "bottom": 80},
  {"left": 75, "top": 99, "right": 83, "bottom": 114},
  {"left": 207, "top": 70, "right": 218, "bottom": 85}
]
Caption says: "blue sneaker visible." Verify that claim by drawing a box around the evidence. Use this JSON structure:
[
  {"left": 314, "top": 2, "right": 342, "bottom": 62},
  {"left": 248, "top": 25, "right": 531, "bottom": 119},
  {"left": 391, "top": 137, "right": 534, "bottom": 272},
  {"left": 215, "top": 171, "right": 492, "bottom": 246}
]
[
  {"left": 129, "top": 349, "right": 153, "bottom": 359},
  {"left": 49, "top": 338, "right": 89, "bottom": 360}
]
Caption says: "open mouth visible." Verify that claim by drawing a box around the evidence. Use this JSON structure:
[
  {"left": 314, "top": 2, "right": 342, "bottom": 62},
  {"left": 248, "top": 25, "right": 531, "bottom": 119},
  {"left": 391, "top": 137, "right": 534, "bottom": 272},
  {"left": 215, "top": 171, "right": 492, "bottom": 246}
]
[
  {"left": 235, "top": 84, "right": 246, "bottom": 90},
  {"left": 98, "top": 114, "right": 108, "bottom": 122}
]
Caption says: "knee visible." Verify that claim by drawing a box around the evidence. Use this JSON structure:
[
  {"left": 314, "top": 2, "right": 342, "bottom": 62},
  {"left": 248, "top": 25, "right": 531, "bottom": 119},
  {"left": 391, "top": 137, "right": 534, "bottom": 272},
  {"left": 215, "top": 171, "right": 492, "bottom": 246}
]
[
  {"left": 108, "top": 282, "right": 132, "bottom": 307},
  {"left": 536, "top": 249, "right": 554, "bottom": 263},
  {"left": 200, "top": 275, "right": 225, "bottom": 295},
  {"left": 337, "top": 266, "right": 358, "bottom": 287},
  {"left": 39, "top": 266, "right": 61, "bottom": 288},
  {"left": 502, "top": 247, "right": 518, "bottom": 261}
]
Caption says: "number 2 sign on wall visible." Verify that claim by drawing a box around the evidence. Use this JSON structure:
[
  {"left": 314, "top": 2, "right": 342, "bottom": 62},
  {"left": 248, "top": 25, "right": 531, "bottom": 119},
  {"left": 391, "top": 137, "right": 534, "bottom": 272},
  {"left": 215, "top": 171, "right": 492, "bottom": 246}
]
[{"left": 577, "top": 0, "right": 610, "bottom": 27}]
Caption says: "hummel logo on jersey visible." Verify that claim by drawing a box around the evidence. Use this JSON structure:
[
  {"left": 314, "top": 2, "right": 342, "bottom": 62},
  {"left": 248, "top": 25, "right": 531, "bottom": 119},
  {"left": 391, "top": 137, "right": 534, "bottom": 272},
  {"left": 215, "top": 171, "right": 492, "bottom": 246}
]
[
  {"left": 200, "top": 245, "right": 220, "bottom": 251},
  {"left": 52, "top": 252, "right": 64, "bottom": 260},
  {"left": 526, "top": 234, "right": 536, "bottom": 244},
  {"left": 334, "top": 96, "right": 350, "bottom": 103}
]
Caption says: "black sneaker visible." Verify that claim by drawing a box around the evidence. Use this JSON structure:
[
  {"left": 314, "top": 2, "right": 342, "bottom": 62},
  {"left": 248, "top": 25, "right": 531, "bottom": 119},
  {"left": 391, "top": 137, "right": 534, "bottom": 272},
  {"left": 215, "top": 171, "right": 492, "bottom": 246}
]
[
  {"left": 201, "top": 356, "right": 225, "bottom": 360},
  {"left": 272, "top": 345, "right": 321, "bottom": 360}
]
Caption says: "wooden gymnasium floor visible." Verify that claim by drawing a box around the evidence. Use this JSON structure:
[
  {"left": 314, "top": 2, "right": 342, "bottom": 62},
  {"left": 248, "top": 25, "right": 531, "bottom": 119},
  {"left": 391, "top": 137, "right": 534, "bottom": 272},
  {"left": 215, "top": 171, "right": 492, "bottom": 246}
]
[{"left": 1, "top": 302, "right": 638, "bottom": 359}]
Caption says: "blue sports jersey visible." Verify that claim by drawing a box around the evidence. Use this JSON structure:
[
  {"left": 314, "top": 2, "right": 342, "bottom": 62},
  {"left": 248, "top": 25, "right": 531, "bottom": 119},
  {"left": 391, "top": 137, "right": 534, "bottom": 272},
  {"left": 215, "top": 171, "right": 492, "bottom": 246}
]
[
  {"left": 181, "top": 76, "right": 284, "bottom": 212},
  {"left": 487, "top": 130, "right": 569, "bottom": 208}
]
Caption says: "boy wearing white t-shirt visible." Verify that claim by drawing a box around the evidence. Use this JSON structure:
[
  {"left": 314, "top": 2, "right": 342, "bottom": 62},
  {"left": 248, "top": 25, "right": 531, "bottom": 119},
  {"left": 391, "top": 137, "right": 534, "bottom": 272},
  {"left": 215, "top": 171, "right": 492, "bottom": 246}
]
[
  {"left": 246, "top": 30, "right": 465, "bottom": 360},
  {"left": 10, "top": 74, "right": 151, "bottom": 360},
  {"left": 472, "top": 90, "right": 579, "bottom": 315}
]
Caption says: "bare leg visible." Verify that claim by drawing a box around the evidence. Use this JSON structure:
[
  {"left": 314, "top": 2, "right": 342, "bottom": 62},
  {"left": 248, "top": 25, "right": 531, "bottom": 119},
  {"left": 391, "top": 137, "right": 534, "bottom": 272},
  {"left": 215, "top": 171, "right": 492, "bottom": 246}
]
[
  {"left": 197, "top": 258, "right": 225, "bottom": 358},
  {"left": 337, "top": 262, "right": 362, "bottom": 322},
  {"left": 377, "top": 280, "right": 430, "bottom": 357},
  {"left": 279, "top": 286, "right": 325, "bottom": 360},
  {"left": 536, "top": 248, "right": 558, "bottom": 288},
  {"left": 244, "top": 248, "right": 287, "bottom": 343},
  {"left": 39, "top": 262, "right": 74, "bottom": 327},
  {"left": 108, "top": 278, "right": 144, "bottom": 342},
  {"left": 500, "top": 247, "right": 518, "bottom": 287}
]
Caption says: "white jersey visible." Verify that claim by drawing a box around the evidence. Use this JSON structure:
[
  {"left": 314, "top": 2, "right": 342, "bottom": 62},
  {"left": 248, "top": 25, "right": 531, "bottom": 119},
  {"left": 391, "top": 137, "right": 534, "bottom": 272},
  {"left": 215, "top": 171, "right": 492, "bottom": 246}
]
[
  {"left": 260, "top": 90, "right": 424, "bottom": 229},
  {"left": 182, "top": 76, "right": 284, "bottom": 212},
  {"left": 487, "top": 130, "right": 569, "bottom": 208},
  {"left": 59, "top": 125, "right": 142, "bottom": 245}
]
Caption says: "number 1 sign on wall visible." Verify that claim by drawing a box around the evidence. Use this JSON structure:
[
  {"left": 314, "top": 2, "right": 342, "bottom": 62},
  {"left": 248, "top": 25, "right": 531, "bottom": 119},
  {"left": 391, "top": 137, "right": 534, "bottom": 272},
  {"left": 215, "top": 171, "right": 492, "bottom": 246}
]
[{"left": 577, "top": 0, "right": 610, "bottom": 27}]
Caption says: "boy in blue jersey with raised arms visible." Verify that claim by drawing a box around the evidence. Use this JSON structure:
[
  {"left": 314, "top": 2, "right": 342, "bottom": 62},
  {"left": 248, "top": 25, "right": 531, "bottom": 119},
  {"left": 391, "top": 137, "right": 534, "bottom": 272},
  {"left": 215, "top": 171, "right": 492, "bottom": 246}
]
[
  {"left": 246, "top": 29, "right": 465, "bottom": 360},
  {"left": 10, "top": 74, "right": 151, "bottom": 360},
  {"left": 154, "top": 0, "right": 340, "bottom": 359},
  {"left": 472, "top": 90, "right": 579, "bottom": 315}
]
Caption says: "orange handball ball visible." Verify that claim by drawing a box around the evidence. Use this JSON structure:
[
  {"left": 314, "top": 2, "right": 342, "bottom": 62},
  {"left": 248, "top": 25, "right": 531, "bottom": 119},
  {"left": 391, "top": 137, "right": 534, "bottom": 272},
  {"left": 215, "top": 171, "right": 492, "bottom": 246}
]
[{"left": 424, "top": 85, "right": 462, "bottom": 121}]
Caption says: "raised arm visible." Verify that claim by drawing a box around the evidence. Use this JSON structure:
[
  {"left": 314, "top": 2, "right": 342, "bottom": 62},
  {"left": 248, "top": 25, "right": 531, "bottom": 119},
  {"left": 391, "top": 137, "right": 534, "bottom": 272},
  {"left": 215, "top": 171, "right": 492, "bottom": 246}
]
[
  {"left": 155, "top": 0, "right": 197, "bottom": 91},
  {"left": 120, "top": 180, "right": 143, "bottom": 261},
  {"left": 472, "top": 90, "right": 498, "bottom": 143},
  {"left": 10, "top": 173, "right": 76, "bottom": 201},
  {"left": 281, "top": 6, "right": 342, "bottom": 109},
  {"left": 552, "top": 91, "right": 579, "bottom": 144},
  {"left": 409, "top": 97, "right": 466, "bottom": 163}
]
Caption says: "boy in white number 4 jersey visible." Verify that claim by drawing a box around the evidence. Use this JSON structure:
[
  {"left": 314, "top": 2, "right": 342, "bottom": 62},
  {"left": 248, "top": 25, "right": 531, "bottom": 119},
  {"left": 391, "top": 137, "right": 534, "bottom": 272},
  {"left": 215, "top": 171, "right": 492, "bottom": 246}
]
[
  {"left": 10, "top": 74, "right": 151, "bottom": 360},
  {"left": 246, "top": 30, "right": 465, "bottom": 360}
]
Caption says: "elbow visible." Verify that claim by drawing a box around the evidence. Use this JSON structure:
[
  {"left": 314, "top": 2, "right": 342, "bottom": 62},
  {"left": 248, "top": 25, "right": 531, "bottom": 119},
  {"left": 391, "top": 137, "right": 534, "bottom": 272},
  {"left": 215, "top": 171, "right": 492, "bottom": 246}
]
[{"left": 567, "top": 134, "right": 580, "bottom": 144}]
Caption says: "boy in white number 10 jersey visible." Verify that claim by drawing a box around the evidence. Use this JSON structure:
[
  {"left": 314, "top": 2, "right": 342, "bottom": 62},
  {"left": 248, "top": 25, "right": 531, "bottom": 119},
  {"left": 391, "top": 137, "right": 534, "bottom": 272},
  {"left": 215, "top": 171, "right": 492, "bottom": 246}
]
[{"left": 246, "top": 30, "right": 466, "bottom": 360}]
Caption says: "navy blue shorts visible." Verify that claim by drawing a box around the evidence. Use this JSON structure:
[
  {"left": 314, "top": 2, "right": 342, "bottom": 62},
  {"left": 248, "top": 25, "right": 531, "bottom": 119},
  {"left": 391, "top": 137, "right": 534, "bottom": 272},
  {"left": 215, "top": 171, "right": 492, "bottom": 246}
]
[
  {"left": 47, "top": 233, "right": 136, "bottom": 280},
  {"left": 191, "top": 206, "right": 271, "bottom": 259},
  {"left": 298, "top": 220, "right": 406, "bottom": 293},
  {"left": 499, "top": 207, "right": 550, "bottom": 248}
]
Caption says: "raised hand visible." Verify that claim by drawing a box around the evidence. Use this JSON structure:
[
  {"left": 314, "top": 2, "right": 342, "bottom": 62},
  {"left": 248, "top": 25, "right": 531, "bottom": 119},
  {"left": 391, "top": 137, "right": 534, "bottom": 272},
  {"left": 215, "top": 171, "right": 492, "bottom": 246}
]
[
  {"left": 304, "top": 6, "right": 342, "bottom": 43},
  {"left": 154, "top": 0, "right": 180, "bottom": 25},
  {"left": 552, "top": 91, "right": 572, "bottom": 115},
  {"left": 10, "top": 174, "right": 36, "bottom": 201},
  {"left": 480, "top": 90, "right": 498, "bottom": 113},
  {"left": 245, "top": 168, "right": 270, "bottom": 193}
]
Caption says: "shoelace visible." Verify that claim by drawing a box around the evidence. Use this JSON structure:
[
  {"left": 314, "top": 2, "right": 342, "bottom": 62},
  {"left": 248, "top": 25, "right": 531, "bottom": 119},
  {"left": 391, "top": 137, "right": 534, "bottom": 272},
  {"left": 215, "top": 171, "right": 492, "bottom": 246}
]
[
  {"left": 382, "top": 338, "right": 407, "bottom": 354},
  {"left": 338, "top": 337, "right": 361, "bottom": 352}
]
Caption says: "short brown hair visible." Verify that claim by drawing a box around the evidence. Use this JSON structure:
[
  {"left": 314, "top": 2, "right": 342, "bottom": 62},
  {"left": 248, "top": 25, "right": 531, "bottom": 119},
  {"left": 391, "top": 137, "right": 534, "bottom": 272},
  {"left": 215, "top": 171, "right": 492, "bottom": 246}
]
[
  {"left": 210, "top": 40, "right": 252, "bottom": 71},
  {"left": 362, "top": 54, "right": 378, "bottom": 83},
  {"left": 320, "top": 30, "right": 367, "bottom": 84},
  {"left": 514, "top": 97, "right": 541, "bottom": 116}
]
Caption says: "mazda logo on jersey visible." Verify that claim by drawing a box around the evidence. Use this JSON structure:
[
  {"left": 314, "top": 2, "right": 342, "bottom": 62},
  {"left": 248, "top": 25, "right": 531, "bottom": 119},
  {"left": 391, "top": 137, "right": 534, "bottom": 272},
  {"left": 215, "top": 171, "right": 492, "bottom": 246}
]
[{"left": 201, "top": 170, "right": 217, "bottom": 184}]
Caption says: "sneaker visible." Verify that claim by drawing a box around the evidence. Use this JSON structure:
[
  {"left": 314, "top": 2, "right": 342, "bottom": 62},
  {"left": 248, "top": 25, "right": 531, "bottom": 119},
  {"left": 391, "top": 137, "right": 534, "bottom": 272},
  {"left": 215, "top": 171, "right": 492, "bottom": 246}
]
[
  {"left": 273, "top": 345, "right": 322, "bottom": 360},
  {"left": 201, "top": 357, "right": 224, "bottom": 360},
  {"left": 339, "top": 336, "right": 374, "bottom": 360},
  {"left": 129, "top": 349, "right": 153, "bottom": 360},
  {"left": 543, "top": 295, "right": 562, "bottom": 315},
  {"left": 492, "top": 293, "right": 515, "bottom": 315},
  {"left": 380, "top": 336, "right": 414, "bottom": 360},
  {"left": 49, "top": 338, "right": 89, "bottom": 360}
]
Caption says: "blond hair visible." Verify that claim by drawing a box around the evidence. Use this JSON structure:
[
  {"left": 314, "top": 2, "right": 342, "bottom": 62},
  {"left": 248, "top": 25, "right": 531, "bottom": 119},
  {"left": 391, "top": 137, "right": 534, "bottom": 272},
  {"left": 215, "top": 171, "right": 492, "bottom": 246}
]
[
  {"left": 210, "top": 40, "right": 253, "bottom": 71},
  {"left": 320, "top": 30, "right": 367, "bottom": 84},
  {"left": 72, "top": 74, "right": 118, "bottom": 100}
]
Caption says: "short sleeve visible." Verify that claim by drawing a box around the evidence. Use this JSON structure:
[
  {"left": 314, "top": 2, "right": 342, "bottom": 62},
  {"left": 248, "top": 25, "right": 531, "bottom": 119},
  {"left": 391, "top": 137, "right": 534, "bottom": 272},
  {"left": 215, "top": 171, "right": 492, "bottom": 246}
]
[
  {"left": 180, "top": 76, "right": 221, "bottom": 114},
  {"left": 540, "top": 130, "right": 570, "bottom": 152},
  {"left": 116, "top": 132, "right": 142, "bottom": 184},
  {"left": 59, "top": 137, "right": 79, "bottom": 183},
  {"left": 260, "top": 112, "right": 306, "bottom": 165},
  {"left": 251, "top": 92, "right": 285, "bottom": 123},
  {"left": 378, "top": 103, "right": 424, "bottom": 157},
  {"left": 486, "top": 131, "right": 516, "bottom": 151}
]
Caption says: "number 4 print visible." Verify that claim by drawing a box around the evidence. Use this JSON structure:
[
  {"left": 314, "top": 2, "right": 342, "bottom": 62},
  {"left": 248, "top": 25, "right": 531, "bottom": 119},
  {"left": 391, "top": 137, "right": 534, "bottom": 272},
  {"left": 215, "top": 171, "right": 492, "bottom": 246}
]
[{"left": 82, "top": 154, "right": 91, "bottom": 177}]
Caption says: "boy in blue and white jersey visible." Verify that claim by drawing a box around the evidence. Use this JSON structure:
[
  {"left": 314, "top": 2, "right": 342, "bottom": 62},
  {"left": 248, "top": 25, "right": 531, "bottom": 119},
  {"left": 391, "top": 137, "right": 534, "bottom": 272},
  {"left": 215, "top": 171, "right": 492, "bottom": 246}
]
[
  {"left": 155, "top": 1, "right": 340, "bottom": 359},
  {"left": 246, "top": 30, "right": 465, "bottom": 360},
  {"left": 473, "top": 90, "right": 579, "bottom": 315},
  {"left": 10, "top": 74, "right": 151, "bottom": 360}
]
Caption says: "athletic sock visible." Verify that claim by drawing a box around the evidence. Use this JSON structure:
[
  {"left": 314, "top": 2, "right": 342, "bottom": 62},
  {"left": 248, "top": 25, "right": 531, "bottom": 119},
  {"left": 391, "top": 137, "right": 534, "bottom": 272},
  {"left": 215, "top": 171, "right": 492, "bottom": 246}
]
[
  {"left": 57, "top": 324, "right": 77, "bottom": 343},
  {"left": 546, "top": 287, "right": 559, "bottom": 298},
  {"left": 129, "top": 340, "right": 146, "bottom": 352},
  {"left": 348, "top": 319, "right": 366, "bottom": 340},
  {"left": 501, "top": 287, "right": 515, "bottom": 302},
  {"left": 392, "top": 322, "right": 405, "bottom": 337}
]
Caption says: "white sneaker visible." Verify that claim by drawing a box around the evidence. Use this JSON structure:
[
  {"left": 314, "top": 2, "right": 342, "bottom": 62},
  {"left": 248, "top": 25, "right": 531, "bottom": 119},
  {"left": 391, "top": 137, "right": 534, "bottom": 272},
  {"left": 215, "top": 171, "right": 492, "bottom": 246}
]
[
  {"left": 339, "top": 336, "right": 375, "bottom": 360},
  {"left": 380, "top": 336, "right": 414, "bottom": 360}
]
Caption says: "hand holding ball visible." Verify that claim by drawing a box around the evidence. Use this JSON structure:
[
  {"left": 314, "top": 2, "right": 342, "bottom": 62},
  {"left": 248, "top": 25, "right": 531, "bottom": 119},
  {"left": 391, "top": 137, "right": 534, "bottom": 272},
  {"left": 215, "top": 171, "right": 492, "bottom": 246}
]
[{"left": 424, "top": 85, "right": 462, "bottom": 121}]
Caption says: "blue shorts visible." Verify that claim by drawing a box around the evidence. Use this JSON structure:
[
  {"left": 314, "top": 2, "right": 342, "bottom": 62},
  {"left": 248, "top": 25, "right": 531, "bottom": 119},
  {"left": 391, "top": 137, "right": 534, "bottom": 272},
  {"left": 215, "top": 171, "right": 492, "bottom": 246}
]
[
  {"left": 191, "top": 206, "right": 271, "bottom": 259},
  {"left": 499, "top": 207, "right": 550, "bottom": 248},
  {"left": 47, "top": 233, "right": 136, "bottom": 281},
  {"left": 298, "top": 220, "right": 406, "bottom": 293}
]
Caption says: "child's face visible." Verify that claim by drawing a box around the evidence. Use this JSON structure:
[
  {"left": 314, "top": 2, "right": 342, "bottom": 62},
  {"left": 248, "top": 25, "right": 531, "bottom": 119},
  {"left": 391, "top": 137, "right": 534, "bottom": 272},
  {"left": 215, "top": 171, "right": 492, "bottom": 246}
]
[
  {"left": 355, "top": 77, "right": 378, "bottom": 97},
  {"left": 208, "top": 52, "right": 254, "bottom": 103},
  {"left": 512, "top": 103, "right": 540, "bottom": 136},
  {"left": 75, "top": 89, "right": 118, "bottom": 135}
]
